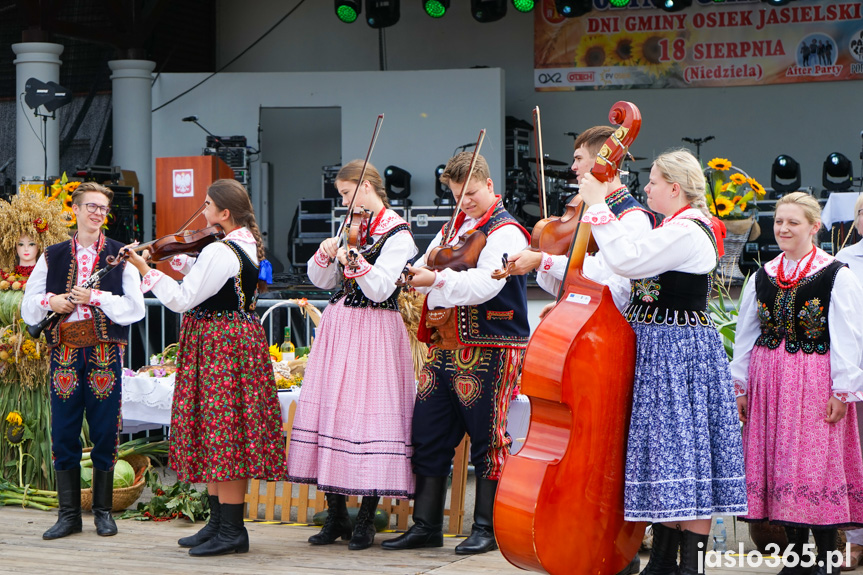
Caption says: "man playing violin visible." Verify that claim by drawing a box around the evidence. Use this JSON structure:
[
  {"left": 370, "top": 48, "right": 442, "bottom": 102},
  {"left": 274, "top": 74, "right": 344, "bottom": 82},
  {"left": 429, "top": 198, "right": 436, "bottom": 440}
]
[
  {"left": 22, "top": 182, "right": 145, "bottom": 541},
  {"left": 381, "top": 152, "right": 530, "bottom": 555},
  {"left": 504, "top": 126, "right": 654, "bottom": 313}
]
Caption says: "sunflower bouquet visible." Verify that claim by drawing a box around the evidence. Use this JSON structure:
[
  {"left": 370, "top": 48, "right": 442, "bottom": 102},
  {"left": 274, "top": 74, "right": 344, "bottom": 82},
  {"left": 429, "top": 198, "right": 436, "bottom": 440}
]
[
  {"left": 704, "top": 158, "right": 766, "bottom": 220},
  {"left": 48, "top": 172, "right": 82, "bottom": 228}
]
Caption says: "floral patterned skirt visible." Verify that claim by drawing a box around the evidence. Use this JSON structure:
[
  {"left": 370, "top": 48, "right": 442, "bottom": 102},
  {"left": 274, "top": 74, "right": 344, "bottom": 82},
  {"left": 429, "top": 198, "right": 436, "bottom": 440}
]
[
  {"left": 286, "top": 300, "right": 415, "bottom": 498},
  {"left": 624, "top": 322, "right": 748, "bottom": 522},
  {"left": 741, "top": 345, "right": 863, "bottom": 528},
  {"left": 169, "top": 310, "right": 287, "bottom": 483}
]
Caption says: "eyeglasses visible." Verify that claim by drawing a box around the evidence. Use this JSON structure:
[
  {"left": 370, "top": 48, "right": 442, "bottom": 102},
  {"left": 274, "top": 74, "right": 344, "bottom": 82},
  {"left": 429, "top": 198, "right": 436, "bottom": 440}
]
[{"left": 77, "top": 203, "right": 111, "bottom": 216}]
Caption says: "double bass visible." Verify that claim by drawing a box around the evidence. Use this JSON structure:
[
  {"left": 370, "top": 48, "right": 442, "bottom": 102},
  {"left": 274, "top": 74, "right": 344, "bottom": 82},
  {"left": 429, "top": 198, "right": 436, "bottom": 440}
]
[{"left": 493, "top": 101, "right": 646, "bottom": 575}]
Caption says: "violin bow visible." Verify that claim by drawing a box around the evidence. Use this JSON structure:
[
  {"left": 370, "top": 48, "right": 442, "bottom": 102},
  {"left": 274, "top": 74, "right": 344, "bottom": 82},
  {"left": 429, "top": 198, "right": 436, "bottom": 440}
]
[
  {"left": 442, "top": 129, "right": 486, "bottom": 246},
  {"left": 533, "top": 107, "right": 548, "bottom": 220},
  {"left": 108, "top": 200, "right": 212, "bottom": 265},
  {"left": 337, "top": 114, "right": 385, "bottom": 250}
]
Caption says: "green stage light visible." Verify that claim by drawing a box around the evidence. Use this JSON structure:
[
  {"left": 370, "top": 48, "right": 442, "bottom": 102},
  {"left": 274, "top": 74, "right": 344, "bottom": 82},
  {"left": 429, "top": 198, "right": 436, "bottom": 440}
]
[
  {"left": 512, "top": 0, "right": 535, "bottom": 12},
  {"left": 423, "top": 0, "right": 449, "bottom": 17},
  {"left": 335, "top": 0, "right": 361, "bottom": 23},
  {"left": 609, "top": 0, "right": 629, "bottom": 6}
]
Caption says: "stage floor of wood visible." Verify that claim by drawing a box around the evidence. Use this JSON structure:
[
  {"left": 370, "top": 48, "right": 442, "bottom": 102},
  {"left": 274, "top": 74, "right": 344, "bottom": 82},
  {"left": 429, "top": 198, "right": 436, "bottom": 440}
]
[{"left": 1, "top": 505, "right": 798, "bottom": 574}]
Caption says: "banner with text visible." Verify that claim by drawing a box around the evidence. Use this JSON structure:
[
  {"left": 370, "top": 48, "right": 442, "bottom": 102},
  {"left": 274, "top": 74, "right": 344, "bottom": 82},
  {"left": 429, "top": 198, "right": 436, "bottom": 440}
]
[{"left": 535, "top": 0, "right": 863, "bottom": 91}]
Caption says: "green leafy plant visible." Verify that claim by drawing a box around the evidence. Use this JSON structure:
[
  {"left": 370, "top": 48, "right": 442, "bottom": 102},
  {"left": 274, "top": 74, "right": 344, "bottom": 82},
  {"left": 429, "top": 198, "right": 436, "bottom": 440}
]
[
  {"left": 709, "top": 273, "right": 751, "bottom": 360},
  {"left": 119, "top": 469, "right": 210, "bottom": 523}
]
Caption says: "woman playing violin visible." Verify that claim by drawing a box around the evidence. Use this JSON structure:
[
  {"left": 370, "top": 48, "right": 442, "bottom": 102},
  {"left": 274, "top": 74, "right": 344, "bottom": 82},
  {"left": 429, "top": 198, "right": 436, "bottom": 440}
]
[
  {"left": 125, "top": 179, "right": 286, "bottom": 557},
  {"left": 578, "top": 150, "right": 747, "bottom": 575},
  {"left": 288, "top": 161, "right": 417, "bottom": 551},
  {"left": 505, "top": 125, "right": 653, "bottom": 313},
  {"left": 22, "top": 182, "right": 145, "bottom": 542},
  {"left": 382, "top": 152, "right": 530, "bottom": 556}
]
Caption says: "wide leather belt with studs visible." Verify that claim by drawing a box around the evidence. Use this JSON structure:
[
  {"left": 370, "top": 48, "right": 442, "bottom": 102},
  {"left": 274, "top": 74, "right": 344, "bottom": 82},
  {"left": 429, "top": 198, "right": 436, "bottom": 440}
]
[{"left": 60, "top": 319, "right": 98, "bottom": 349}]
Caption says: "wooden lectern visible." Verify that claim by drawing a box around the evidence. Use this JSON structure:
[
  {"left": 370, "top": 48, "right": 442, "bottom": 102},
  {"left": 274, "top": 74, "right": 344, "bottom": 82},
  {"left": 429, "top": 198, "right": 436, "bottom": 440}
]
[{"left": 154, "top": 156, "right": 234, "bottom": 279}]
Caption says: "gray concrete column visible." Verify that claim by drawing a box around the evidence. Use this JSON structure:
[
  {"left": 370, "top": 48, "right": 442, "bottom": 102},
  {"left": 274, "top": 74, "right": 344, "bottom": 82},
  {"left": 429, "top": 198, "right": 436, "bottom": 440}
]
[
  {"left": 109, "top": 59, "right": 156, "bottom": 240},
  {"left": 12, "top": 42, "right": 64, "bottom": 185}
]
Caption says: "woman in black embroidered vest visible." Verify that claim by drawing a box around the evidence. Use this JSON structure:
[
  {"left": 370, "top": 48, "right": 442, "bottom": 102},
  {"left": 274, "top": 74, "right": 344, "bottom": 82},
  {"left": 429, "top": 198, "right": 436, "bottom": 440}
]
[
  {"left": 579, "top": 149, "right": 748, "bottom": 575},
  {"left": 287, "top": 161, "right": 417, "bottom": 551},
  {"left": 126, "top": 179, "right": 286, "bottom": 557},
  {"left": 731, "top": 192, "right": 863, "bottom": 575}
]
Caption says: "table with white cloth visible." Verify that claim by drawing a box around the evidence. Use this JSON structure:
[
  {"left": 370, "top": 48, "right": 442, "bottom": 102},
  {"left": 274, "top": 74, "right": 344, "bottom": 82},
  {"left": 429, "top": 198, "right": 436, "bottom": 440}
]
[
  {"left": 822, "top": 191, "right": 861, "bottom": 229},
  {"left": 120, "top": 374, "right": 302, "bottom": 433},
  {"left": 121, "top": 374, "right": 531, "bottom": 453}
]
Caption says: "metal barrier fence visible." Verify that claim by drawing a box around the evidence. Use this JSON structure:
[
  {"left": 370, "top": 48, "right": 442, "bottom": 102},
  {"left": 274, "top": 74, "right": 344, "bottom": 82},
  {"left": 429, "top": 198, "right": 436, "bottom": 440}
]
[{"left": 123, "top": 298, "right": 329, "bottom": 369}]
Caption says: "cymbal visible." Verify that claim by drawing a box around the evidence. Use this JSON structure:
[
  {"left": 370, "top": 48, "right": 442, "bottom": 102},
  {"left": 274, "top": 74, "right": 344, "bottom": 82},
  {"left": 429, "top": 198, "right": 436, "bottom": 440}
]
[{"left": 527, "top": 156, "right": 569, "bottom": 167}]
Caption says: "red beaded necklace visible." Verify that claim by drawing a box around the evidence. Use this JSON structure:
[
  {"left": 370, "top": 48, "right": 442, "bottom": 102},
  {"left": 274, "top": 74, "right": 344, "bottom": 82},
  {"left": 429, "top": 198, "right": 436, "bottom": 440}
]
[{"left": 776, "top": 247, "right": 817, "bottom": 289}]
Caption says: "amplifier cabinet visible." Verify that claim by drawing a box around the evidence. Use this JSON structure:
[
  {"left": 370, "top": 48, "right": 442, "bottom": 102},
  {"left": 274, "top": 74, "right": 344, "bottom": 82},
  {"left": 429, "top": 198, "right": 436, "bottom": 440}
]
[
  {"left": 322, "top": 165, "right": 340, "bottom": 199},
  {"left": 290, "top": 238, "right": 321, "bottom": 269},
  {"left": 299, "top": 199, "right": 335, "bottom": 239},
  {"left": 410, "top": 205, "right": 452, "bottom": 258}
]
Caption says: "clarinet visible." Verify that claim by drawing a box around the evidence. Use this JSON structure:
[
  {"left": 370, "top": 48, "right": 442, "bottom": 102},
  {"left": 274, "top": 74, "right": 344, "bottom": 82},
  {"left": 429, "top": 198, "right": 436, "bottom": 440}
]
[{"left": 26, "top": 260, "right": 123, "bottom": 339}]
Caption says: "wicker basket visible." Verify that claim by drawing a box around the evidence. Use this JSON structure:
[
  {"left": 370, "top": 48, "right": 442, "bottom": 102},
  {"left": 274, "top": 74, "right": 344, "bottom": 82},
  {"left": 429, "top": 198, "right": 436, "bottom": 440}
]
[{"left": 80, "top": 449, "right": 151, "bottom": 512}]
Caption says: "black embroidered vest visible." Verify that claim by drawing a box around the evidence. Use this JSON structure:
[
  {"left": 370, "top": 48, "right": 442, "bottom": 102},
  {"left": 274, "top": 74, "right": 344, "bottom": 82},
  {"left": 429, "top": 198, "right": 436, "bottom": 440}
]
[
  {"left": 192, "top": 241, "right": 259, "bottom": 319},
  {"left": 623, "top": 218, "right": 716, "bottom": 328},
  {"left": 753, "top": 259, "right": 844, "bottom": 354},
  {"left": 606, "top": 186, "right": 656, "bottom": 228},
  {"left": 329, "top": 224, "right": 412, "bottom": 311},
  {"left": 445, "top": 202, "right": 531, "bottom": 348},
  {"left": 43, "top": 236, "right": 128, "bottom": 348}
]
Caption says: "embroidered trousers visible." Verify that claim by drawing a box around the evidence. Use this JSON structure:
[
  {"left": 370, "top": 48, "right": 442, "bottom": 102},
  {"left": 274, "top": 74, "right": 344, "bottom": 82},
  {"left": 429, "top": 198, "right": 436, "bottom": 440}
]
[
  {"left": 411, "top": 345, "right": 522, "bottom": 480},
  {"left": 49, "top": 342, "right": 123, "bottom": 471}
]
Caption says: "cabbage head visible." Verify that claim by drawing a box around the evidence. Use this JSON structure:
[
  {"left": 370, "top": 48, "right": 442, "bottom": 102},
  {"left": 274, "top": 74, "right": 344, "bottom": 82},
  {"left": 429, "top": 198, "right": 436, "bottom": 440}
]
[{"left": 113, "top": 459, "right": 135, "bottom": 488}]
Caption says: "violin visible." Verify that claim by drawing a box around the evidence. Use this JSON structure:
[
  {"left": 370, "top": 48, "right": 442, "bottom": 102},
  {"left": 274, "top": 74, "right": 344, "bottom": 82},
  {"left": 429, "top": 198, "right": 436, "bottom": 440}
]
[
  {"left": 398, "top": 129, "right": 486, "bottom": 287},
  {"left": 343, "top": 207, "right": 373, "bottom": 272},
  {"left": 106, "top": 201, "right": 225, "bottom": 266},
  {"left": 494, "top": 101, "right": 645, "bottom": 575},
  {"left": 493, "top": 104, "right": 641, "bottom": 280}
]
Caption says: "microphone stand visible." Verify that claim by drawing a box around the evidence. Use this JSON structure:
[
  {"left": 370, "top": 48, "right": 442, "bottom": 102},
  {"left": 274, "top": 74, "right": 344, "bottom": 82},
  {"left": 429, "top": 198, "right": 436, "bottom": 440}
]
[
  {"left": 187, "top": 118, "right": 226, "bottom": 150},
  {"left": 681, "top": 135, "right": 715, "bottom": 161}
]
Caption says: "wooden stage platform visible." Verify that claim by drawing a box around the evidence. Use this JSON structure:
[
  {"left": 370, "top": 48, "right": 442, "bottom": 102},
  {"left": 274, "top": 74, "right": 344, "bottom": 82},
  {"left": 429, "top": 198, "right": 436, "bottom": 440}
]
[{"left": 0, "top": 505, "right": 795, "bottom": 574}]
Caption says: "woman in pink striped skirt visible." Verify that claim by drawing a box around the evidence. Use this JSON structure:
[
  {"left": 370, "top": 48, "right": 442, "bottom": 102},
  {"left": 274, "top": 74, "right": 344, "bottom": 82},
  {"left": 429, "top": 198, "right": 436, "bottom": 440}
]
[
  {"left": 732, "top": 192, "right": 863, "bottom": 575},
  {"left": 287, "top": 161, "right": 416, "bottom": 551}
]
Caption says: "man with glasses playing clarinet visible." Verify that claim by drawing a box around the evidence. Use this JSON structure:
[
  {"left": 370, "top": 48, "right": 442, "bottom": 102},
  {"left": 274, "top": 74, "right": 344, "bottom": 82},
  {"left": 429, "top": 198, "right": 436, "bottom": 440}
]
[{"left": 22, "top": 182, "right": 145, "bottom": 541}]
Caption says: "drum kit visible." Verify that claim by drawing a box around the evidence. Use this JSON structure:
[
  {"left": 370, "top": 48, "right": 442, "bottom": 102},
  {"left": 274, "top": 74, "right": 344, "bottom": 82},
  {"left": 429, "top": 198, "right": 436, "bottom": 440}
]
[{"left": 505, "top": 153, "right": 649, "bottom": 229}]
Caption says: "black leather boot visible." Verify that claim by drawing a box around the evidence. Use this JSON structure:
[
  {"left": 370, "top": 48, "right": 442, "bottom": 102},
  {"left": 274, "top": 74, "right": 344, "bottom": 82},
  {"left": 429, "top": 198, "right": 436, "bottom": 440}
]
[
  {"left": 178, "top": 495, "right": 220, "bottom": 547},
  {"left": 308, "top": 493, "right": 352, "bottom": 545},
  {"left": 349, "top": 496, "right": 380, "bottom": 550},
  {"left": 91, "top": 467, "right": 118, "bottom": 536},
  {"left": 42, "top": 468, "right": 83, "bottom": 540},
  {"left": 778, "top": 527, "right": 813, "bottom": 575},
  {"left": 811, "top": 528, "right": 838, "bottom": 575},
  {"left": 678, "top": 529, "right": 708, "bottom": 575},
  {"left": 455, "top": 477, "right": 498, "bottom": 555},
  {"left": 189, "top": 503, "right": 249, "bottom": 556},
  {"left": 615, "top": 553, "right": 641, "bottom": 575},
  {"left": 381, "top": 475, "right": 447, "bottom": 550},
  {"left": 639, "top": 523, "right": 680, "bottom": 575}
]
